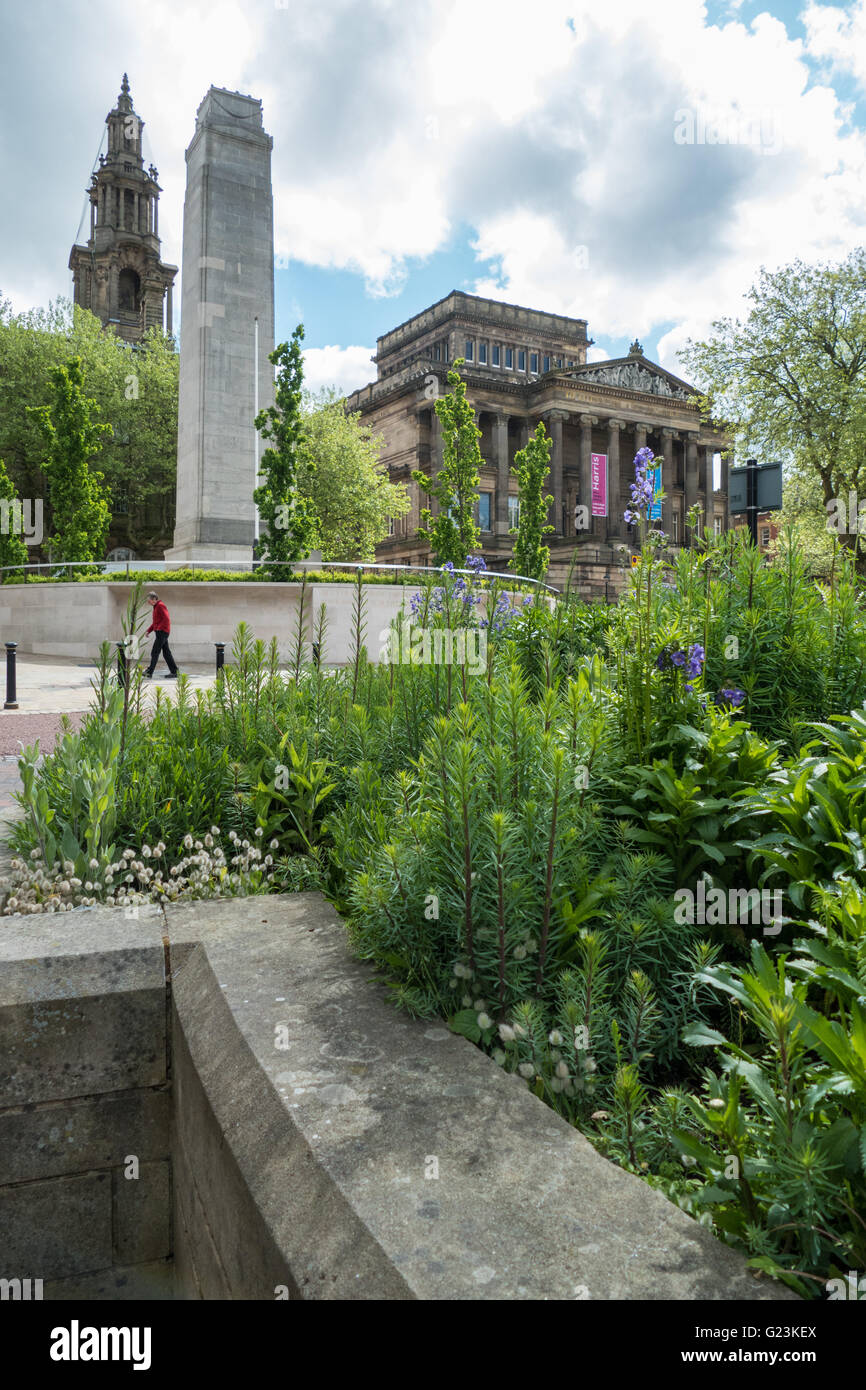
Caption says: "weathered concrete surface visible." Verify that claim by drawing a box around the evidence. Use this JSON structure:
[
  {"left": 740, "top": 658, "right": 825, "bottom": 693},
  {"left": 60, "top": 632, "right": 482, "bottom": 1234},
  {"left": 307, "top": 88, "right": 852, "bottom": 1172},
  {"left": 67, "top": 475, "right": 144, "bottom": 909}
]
[
  {"left": 0, "top": 911, "right": 171, "bottom": 1297},
  {"left": 164, "top": 896, "right": 797, "bottom": 1301},
  {"left": 167, "top": 87, "right": 275, "bottom": 565}
]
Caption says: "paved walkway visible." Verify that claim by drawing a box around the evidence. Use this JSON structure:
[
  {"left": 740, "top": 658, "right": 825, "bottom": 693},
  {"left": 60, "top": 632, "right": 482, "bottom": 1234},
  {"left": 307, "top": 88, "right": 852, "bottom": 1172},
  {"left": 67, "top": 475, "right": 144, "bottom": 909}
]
[{"left": 0, "top": 657, "right": 220, "bottom": 882}]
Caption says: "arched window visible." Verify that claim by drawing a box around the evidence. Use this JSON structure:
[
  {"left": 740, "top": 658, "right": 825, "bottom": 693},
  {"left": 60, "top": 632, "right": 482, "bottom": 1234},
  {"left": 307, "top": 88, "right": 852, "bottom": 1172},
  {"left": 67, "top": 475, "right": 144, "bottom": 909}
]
[{"left": 118, "top": 268, "right": 140, "bottom": 313}]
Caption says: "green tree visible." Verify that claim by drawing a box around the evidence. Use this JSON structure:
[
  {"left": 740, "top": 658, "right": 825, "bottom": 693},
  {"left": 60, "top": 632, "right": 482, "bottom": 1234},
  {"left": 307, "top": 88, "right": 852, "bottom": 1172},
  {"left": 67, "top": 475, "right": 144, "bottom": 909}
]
[
  {"left": 254, "top": 325, "right": 319, "bottom": 577},
  {"left": 510, "top": 421, "right": 553, "bottom": 581},
  {"left": 31, "top": 357, "right": 112, "bottom": 563},
  {"left": 0, "top": 457, "right": 30, "bottom": 573},
  {"left": 0, "top": 297, "right": 178, "bottom": 556},
  {"left": 680, "top": 249, "right": 866, "bottom": 562},
  {"left": 298, "top": 389, "right": 409, "bottom": 562},
  {"left": 412, "top": 359, "right": 481, "bottom": 566}
]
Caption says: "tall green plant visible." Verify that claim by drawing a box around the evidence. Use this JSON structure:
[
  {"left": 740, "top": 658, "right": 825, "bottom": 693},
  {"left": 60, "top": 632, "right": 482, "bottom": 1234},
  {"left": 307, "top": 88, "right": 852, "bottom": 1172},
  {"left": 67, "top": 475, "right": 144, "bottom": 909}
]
[
  {"left": 30, "top": 356, "right": 112, "bottom": 562},
  {"left": 412, "top": 359, "right": 481, "bottom": 566},
  {"left": 254, "top": 325, "right": 319, "bottom": 577},
  {"left": 509, "top": 421, "right": 553, "bottom": 581}
]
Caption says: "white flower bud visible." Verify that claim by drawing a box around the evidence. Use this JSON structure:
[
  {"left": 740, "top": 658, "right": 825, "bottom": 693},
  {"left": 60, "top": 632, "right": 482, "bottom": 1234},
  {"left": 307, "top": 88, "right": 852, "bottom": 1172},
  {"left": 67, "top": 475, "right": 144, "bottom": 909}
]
[{"left": 518, "top": 1062, "right": 535, "bottom": 1079}]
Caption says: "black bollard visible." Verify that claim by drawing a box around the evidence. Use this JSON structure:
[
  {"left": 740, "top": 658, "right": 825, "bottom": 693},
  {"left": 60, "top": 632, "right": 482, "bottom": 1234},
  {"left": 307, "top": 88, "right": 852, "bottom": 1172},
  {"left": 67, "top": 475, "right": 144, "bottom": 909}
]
[
  {"left": 4, "top": 641, "right": 18, "bottom": 710},
  {"left": 116, "top": 640, "right": 127, "bottom": 689},
  {"left": 215, "top": 642, "right": 225, "bottom": 676}
]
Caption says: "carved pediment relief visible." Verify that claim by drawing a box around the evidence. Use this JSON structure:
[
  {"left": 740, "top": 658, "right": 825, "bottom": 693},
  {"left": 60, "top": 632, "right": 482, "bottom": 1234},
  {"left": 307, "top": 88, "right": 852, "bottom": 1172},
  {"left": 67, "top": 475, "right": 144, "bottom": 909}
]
[{"left": 573, "top": 359, "right": 692, "bottom": 401}]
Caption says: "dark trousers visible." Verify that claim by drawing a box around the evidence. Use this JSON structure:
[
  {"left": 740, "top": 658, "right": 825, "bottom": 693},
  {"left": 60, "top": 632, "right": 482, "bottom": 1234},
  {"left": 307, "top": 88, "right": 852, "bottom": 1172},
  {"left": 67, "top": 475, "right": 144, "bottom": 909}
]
[{"left": 147, "top": 630, "right": 177, "bottom": 676}]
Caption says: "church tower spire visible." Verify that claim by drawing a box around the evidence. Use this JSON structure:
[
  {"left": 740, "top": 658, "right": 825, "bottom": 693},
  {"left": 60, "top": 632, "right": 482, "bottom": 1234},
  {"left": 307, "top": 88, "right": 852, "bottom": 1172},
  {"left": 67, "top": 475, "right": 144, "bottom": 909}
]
[{"left": 69, "top": 77, "right": 177, "bottom": 343}]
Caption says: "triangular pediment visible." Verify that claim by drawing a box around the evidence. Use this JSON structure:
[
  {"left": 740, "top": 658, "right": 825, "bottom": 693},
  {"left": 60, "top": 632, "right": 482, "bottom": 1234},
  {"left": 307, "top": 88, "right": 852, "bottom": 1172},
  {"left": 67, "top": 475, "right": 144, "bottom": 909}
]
[{"left": 568, "top": 355, "right": 694, "bottom": 401}]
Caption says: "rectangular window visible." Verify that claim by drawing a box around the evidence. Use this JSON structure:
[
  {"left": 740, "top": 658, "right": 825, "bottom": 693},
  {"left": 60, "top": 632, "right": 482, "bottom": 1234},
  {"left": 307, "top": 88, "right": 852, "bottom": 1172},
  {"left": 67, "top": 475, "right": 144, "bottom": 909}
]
[
  {"left": 434, "top": 344, "right": 441, "bottom": 361},
  {"left": 492, "top": 344, "right": 500, "bottom": 367},
  {"left": 543, "top": 355, "right": 550, "bottom": 373},
  {"left": 505, "top": 347, "right": 514, "bottom": 369},
  {"left": 388, "top": 516, "right": 395, "bottom": 537},
  {"left": 479, "top": 341, "right": 487, "bottom": 365},
  {"left": 518, "top": 350, "right": 526, "bottom": 372},
  {"left": 465, "top": 339, "right": 474, "bottom": 362},
  {"left": 567, "top": 359, "right": 574, "bottom": 367},
  {"left": 477, "top": 493, "right": 492, "bottom": 531},
  {"left": 508, "top": 496, "right": 520, "bottom": 529},
  {"left": 556, "top": 357, "right": 563, "bottom": 368},
  {"left": 530, "top": 352, "right": 539, "bottom": 373},
  {"left": 760, "top": 525, "right": 769, "bottom": 546}
]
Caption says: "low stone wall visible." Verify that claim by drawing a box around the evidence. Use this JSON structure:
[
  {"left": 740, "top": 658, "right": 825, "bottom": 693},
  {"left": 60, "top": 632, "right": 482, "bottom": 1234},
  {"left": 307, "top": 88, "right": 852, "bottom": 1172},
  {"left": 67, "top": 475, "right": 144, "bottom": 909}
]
[
  {"left": 0, "top": 914, "right": 173, "bottom": 1298},
  {"left": 0, "top": 581, "right": 418, "bottom": 666},
  {"left": 0, "top": 897, "right": 797, "bottom": 1302}
]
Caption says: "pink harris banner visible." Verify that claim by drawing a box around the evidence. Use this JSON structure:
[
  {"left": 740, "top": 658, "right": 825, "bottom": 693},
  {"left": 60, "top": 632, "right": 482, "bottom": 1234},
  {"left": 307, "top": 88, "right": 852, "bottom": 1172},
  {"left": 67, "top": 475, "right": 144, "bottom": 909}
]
[{"left": 591, "top": 453, "right": 608, "bottom": 517}]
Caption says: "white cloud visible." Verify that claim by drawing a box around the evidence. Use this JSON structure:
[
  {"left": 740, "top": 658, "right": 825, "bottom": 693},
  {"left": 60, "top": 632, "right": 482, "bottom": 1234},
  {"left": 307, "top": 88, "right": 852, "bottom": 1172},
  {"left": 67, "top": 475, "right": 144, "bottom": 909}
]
[
  {"left": 1, "top": 0, "right": 865, "bottom": 381},
  {"left": 302, "top": 344, "right": 375, "bottom": 396},
  {"left": 803, "top": 0, "right": 866, "bottom": 89}
]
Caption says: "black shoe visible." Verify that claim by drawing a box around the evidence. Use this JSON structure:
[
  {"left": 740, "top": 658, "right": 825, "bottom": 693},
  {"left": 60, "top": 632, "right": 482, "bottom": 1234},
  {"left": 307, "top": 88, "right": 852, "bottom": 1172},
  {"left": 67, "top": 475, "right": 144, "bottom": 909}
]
[
  {"left": 165, "top": 671, "right": 179, "bottom": 679},
  {"left": 144, "top": 671, "right": 154, "bottom": 679}
]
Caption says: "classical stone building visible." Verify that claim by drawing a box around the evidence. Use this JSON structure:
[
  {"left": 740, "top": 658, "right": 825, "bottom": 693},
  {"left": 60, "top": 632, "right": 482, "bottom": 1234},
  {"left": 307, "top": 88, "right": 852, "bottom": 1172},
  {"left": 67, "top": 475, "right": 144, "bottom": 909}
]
[
  {"left": 347, "top": 291, "right": 730, "bottom": 588},
  {"left": 69, "top": 76, "right": 177, "bottom": 343}
]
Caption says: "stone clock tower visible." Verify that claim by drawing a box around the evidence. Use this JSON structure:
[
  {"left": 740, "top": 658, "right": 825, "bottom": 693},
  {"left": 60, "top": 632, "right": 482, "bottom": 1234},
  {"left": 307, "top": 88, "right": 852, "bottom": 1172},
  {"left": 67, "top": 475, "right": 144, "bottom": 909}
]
[{"left": 69, "top": 75, "right": 177, "bottom": 343}]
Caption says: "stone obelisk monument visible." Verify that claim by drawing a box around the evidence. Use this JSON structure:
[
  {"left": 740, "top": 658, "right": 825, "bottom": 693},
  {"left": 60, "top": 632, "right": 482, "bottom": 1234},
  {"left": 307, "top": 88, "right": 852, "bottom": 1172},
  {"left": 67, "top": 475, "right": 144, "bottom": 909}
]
[{"left": 166, "top": 88, "right": 274, "bottom": 563}]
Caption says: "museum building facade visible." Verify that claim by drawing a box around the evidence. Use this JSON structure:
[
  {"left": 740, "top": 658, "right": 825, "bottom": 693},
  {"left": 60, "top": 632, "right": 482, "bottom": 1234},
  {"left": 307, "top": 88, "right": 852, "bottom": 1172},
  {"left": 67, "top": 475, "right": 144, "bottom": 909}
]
[{"left": 346, "top": 291, "right": 730, "bottom": 581}]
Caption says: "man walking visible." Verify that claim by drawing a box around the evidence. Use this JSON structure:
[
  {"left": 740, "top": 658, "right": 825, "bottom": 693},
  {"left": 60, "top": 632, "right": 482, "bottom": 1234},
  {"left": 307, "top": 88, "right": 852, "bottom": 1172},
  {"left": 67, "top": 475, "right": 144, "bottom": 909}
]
[{"left": 144, "top": 592, "right": 179, "bottom": 679}]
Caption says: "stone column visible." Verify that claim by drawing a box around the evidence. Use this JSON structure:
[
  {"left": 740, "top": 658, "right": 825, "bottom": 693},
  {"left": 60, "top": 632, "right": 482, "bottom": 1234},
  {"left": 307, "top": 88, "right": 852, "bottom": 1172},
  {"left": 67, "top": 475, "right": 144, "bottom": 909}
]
[
  {"left": 165, "top": 284, "right": 173, "bottom": 337},
  {"left": 429, "top": 408, "right": 443, "bottom": 517},
  {"left": 579, "top": 415, "right": 598, "bottom": 541},
  {"left": 494, "top": 413, "right": 510, "bottom": 535},
  {"left": 661, "top": 429, "right": 676, "bottom": 540},
  {"left": 703, "top": 445, "right": 715, "bottom": 533},
  {"left": 167, "top": 87, "right": 275, "bottom": 563},
  {"left": 546, "top": 410, "right": 566, "bottom": 534},
  {"left": 606, "top": 418, "right": 624, "bottom": 540},
  {"left": 684, "top": 431, "right": 700, "bottom": 544}
]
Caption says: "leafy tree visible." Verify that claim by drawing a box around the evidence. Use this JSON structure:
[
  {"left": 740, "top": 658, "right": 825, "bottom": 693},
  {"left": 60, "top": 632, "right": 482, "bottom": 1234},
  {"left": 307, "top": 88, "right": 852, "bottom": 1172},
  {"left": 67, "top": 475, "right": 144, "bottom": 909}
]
[
  {"left": 0, "top": 297, "right": 178, "bottom": 555},
  {"left": 0, "top": 456, "right": 30, "bottom": 573},
  {"left": 412, "top": 359, "right": 481, "bottom": 566},
  {"left": 297, "top": 388, "right": 409, "bottom": 562},
  {"left": 680, "top": 249, "right": 866, "bottom": 562},
  {"left": 510, "top": 421, "right": 553, "bottom": 581},
  {"left": 254, "top": 325, "right": 319, "bottom": 578},
  {"left": 31, "top": 357, "right": 112, "bottom": 562}
]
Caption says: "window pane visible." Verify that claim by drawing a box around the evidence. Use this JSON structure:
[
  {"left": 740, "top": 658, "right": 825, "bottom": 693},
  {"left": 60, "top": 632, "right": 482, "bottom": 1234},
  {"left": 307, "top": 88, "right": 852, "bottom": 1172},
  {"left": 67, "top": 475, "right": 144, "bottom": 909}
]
[
  {"left": 543, "top": 355, "right": 550, "bottom": 373},
  {"left": 465, "top": 339, "right": 474, "bottom": 361},
  {"left": 518, "top": 350, "right": 526, "bottom": 371},
  {"left": 492, "top": 345, "right": 500, "bottom": 366},
  {"left": 479, "top": 342, "right": 487, "bottom": 364},
  {"left": 530, "top": 353, "right": 539, "bottom": 373},
  {"left": 508, "top": 496, "right": 520, "bottom": 528},
  {"left": 478, "top": 493, "right": 491, "bottom": 530},
  {"left": 505, "top": 347, "right": 514, "bottom": 368}
]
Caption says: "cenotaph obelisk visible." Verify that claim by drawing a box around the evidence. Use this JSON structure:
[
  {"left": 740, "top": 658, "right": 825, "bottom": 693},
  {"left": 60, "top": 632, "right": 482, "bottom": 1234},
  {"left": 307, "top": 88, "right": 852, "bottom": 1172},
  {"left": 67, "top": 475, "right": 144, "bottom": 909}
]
[{"left": 166, "top": 87, "right": 275, "bottom": 563}]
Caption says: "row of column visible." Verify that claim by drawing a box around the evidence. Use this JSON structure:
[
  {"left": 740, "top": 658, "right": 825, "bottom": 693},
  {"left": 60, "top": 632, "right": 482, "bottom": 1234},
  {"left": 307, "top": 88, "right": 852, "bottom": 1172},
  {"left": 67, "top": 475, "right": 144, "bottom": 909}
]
[
  {"left": 94, "top": 184, "right": 158, "bottom": 237},
  {"left": 427, "top": 409, "right": 725, "bottom": 543}
]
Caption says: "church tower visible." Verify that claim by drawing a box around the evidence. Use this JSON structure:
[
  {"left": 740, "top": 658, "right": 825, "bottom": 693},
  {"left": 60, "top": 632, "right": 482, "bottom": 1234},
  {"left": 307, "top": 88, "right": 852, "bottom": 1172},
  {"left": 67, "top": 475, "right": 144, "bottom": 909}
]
[{"left": 69, "top": 75, "right": 177, "bottom": 343}]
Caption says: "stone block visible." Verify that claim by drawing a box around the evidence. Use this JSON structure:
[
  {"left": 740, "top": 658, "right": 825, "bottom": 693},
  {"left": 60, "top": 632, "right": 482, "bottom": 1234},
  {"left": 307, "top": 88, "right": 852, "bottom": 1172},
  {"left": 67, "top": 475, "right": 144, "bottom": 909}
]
[
  {"left": 113, "top": 1158, "right": 171, "bottom": 1265},
  {"left": 0, "top": 1171, "right": 112, "bottom": 1280},
  {"left": 44, "top": 1259, "right": 174, "bottom": 1301},
  {"left": 0, "top": 1088, "right": 169, "bottom": 1185}
]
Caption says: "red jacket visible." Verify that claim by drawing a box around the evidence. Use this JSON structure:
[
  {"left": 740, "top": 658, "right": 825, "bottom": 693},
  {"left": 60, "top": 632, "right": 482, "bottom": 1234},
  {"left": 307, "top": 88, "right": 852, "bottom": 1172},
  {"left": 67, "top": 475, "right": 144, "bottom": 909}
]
[{"left": 146, "top": 601, "right": 170, "bottom": 635}]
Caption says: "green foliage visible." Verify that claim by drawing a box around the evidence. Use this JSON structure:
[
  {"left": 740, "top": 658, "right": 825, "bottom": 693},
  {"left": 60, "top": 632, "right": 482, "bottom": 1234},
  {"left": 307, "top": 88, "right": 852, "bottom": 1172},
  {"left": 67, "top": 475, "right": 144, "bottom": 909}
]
[
  {"left": 0, "top": 298, "right": 178, "bottom": 555},
  {"left": 412, "top": 360, "right": 481, "bottom": 566},
  {"left": 254, "top": 326, "right": 320, "bottom": 576},
  {"left": 298, "top": 389, "right": 409, "bottom": 561},
  {"left": 0, "top": 457, "right": 29, "bottom": 571},
  {"left": 680, "top": 247, "right": 866, "bottom": 564},
  {"left": 29, "top": 357, "right": 112, "bottom": 562},
  {"left": 509, "top": 421, "right": 553, "bottom": 581}
]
